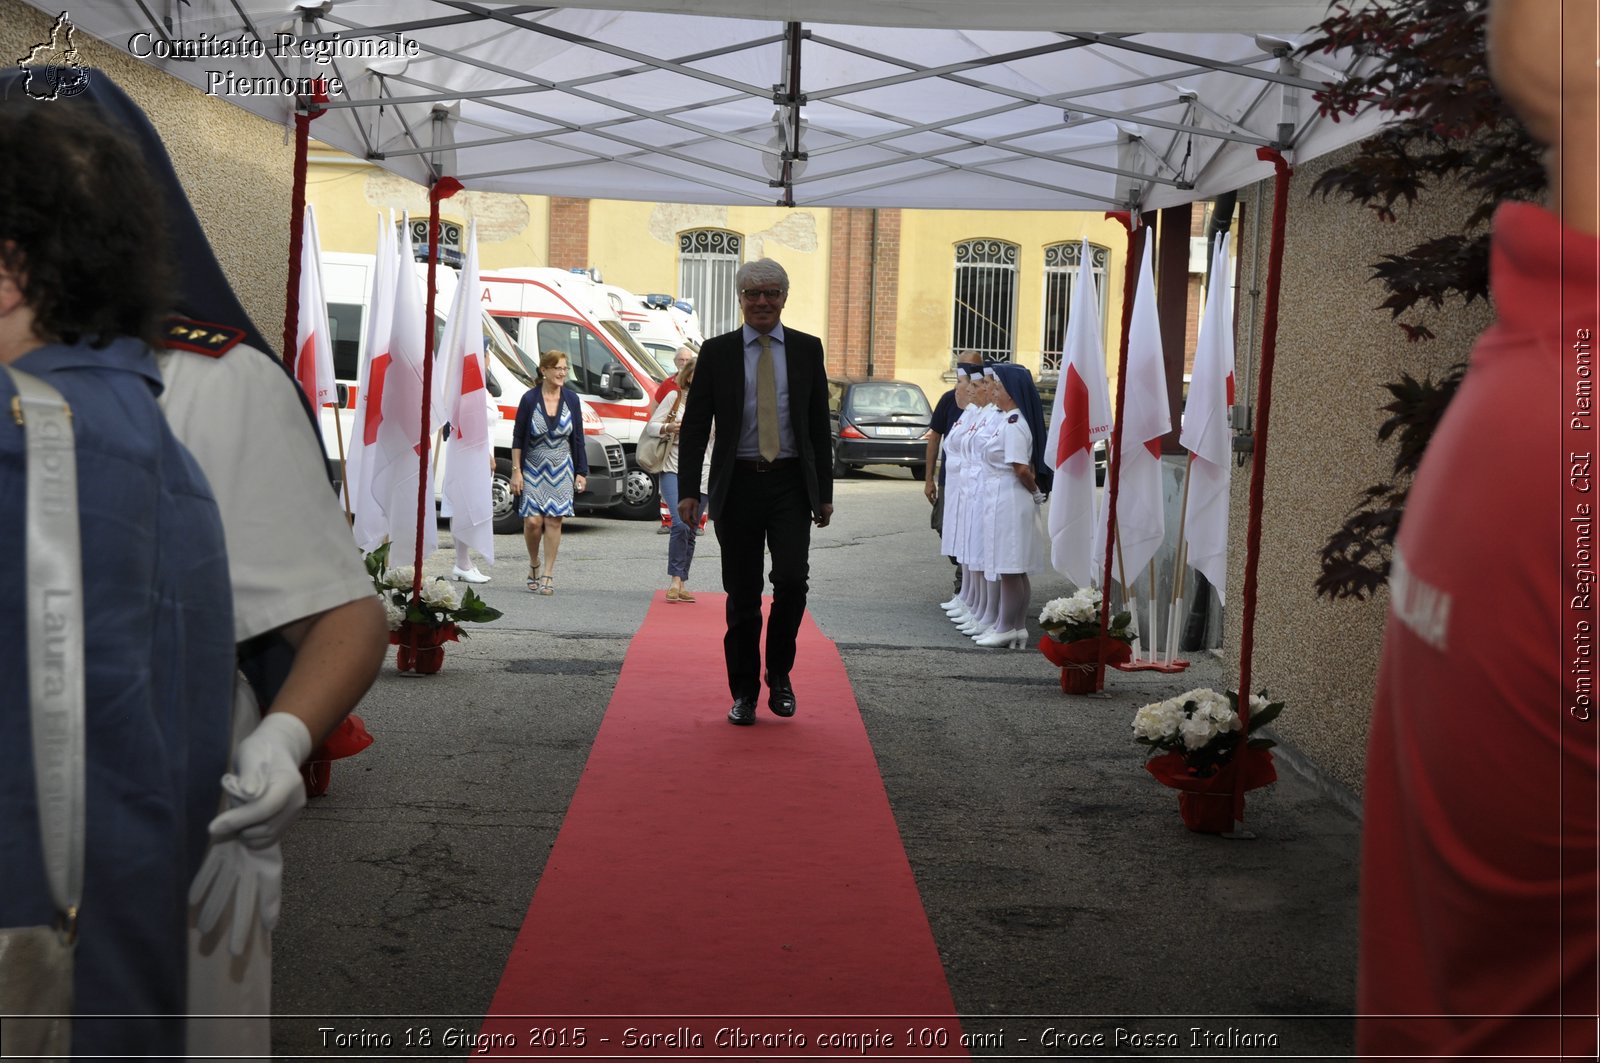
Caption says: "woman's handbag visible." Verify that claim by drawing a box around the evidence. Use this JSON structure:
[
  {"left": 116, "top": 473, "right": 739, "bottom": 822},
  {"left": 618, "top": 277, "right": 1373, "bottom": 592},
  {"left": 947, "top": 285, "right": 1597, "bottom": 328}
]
[
  {"left": 636, "top": 389, "right": 685, "bottom": 474},
  {"left": 0, "top": 366, "right": 85, "bottom": 1059}
]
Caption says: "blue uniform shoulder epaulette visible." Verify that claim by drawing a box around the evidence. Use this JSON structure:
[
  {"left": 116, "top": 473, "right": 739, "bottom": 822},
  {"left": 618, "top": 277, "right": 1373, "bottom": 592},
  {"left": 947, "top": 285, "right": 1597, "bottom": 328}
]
[
  {"left": 163, "top": 316, "right": 246, "bottom": 358},
  {"left": 1007, "top": 412, "right": 1019, "bottom": 423}
]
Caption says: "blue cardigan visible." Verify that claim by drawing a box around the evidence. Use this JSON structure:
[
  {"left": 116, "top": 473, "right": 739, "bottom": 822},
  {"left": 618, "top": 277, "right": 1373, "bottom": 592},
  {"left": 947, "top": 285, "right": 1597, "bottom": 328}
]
[{"left": 511, "top": 386, "right": 589, "bottom": 476}]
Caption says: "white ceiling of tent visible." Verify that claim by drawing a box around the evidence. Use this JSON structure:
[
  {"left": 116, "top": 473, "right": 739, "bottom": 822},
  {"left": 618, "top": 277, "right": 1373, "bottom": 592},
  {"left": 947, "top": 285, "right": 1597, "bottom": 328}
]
[{"left": 35, "top": 1, "right": 1386, "bottom": 210}]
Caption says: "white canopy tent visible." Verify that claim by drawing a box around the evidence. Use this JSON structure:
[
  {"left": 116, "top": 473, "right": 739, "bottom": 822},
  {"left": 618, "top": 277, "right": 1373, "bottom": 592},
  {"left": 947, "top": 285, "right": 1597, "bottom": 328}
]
[
  {"left": 31, "top": 0, "right": 1383, "bottom": 210},
  {"left": 27, "top": 1, "right": 1396, "bottom": 769}
]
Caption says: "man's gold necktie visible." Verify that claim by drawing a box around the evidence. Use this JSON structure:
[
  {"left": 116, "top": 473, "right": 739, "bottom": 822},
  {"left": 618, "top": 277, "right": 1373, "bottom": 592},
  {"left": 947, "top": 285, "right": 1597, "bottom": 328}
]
[{"left": 756, "top": 334, "right": 779, "bottom": 461}]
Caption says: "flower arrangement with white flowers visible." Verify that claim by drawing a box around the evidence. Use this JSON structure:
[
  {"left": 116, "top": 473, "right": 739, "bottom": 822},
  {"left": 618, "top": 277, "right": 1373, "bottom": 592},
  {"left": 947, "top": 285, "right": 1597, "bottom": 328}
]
[
  {"left": 1037, "top": 586, "right": 1133, "bottom": 644},
  {"left": 364, "top": 542, "right": 502, "bottom": 634},
  {"left": 1133, "top": 688, "right": 1285, "bottom": 777}
]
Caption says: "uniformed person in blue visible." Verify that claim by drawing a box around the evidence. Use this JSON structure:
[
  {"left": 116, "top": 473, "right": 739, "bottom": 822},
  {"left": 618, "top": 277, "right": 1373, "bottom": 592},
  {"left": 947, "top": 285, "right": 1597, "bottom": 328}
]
[{"left": 0, "top": 96, "right": 236, "bottom": 1058}]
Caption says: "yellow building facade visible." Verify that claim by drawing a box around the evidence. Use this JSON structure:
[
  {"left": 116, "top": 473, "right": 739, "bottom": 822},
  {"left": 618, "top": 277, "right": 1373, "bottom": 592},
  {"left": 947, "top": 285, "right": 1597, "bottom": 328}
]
[{"left": 305, "top": 152, "right": 1139, "bottom": 402}]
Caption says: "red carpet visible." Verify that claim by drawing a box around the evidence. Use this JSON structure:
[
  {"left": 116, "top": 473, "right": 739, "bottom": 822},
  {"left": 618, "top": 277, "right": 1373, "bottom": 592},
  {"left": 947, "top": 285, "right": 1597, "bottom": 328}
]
[{"left": 481, "top": 592, "right": 965, "bottom": 1057}]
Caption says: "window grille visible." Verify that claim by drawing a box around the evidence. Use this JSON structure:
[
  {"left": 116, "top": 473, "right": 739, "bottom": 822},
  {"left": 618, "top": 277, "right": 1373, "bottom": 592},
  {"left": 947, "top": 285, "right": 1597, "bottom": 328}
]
[
  {"left": 678, "top": 230, "right": 742, "bottom": 338},
  {"left": 1040, "top": 242, "right": 1111, "bottom": 373},
  {"left": 951, "top": 239, "right": 1017, "bottom": 365}
]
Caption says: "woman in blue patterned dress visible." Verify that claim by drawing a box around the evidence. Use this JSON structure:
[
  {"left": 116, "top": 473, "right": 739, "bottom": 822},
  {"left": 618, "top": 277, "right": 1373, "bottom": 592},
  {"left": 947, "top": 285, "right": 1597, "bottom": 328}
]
[{"left": 510, "top": 350, "right": 589, "bottom": 595}]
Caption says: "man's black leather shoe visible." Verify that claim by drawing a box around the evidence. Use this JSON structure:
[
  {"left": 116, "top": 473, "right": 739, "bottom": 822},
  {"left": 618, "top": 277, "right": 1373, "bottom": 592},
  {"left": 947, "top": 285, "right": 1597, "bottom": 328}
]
[
  {"left": 767, "top": 677, "right": 797, "bottom": 718},
  {"left": 727, "top": 697, "right": 757, "bottom": 725}
]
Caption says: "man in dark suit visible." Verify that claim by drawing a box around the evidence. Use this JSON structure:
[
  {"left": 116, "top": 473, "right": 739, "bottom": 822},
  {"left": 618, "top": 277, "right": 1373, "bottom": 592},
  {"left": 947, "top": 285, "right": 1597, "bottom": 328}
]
[{"left": 677, "top": 259, "right": 834, "bottom": 725}]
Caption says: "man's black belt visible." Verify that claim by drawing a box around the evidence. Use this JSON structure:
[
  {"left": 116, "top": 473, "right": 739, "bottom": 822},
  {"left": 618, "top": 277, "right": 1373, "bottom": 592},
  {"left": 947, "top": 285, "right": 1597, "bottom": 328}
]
[{"left": 733, "top": 457, "right": 798, "bottom": 472}]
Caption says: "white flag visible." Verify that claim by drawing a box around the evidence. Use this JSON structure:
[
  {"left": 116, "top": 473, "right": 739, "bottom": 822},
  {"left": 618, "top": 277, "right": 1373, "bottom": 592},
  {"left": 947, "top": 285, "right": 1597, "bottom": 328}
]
[
  {"left": 370, "top": 214, "right": 438, "bottom": 566},
  {"left": 1043, "top": 239, "right": 1113, "bottom": 587},
  {"left": 293, "top": 204, "right": 336, "bottom": 408},
  {"left": 349, "top": 213, "right": 397, "bottom": 550},
  {"left": 439, "top": 220, "right": 495, "bottom": 564},
  {"left": 1179, "top": 234, "right": 1236, "bottom": 603},
  {"left": 1095, "top": 235, "right": 1170, "bottom": 587}
]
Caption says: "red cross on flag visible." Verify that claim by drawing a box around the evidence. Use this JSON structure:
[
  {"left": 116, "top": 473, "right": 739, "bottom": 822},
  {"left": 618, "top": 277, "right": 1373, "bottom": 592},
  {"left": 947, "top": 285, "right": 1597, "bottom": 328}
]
[
  {"left": 438, "top": 219, "right": 496, "bottom": 564},
  {"left": 1043, "top": 238, "right": 1113, "bottom": 587}
]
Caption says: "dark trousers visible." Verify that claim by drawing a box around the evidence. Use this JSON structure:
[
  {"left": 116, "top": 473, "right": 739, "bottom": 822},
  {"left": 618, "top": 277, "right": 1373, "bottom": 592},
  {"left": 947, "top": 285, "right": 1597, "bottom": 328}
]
[{"left": 714, "top": 463, "right": 812, "bottom": 700}]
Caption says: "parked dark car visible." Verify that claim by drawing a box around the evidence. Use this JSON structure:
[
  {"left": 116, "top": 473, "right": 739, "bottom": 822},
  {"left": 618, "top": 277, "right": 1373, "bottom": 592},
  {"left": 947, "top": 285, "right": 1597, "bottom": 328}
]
[{"left": 828, "top": 377, "right": 933, "bottom": 479}]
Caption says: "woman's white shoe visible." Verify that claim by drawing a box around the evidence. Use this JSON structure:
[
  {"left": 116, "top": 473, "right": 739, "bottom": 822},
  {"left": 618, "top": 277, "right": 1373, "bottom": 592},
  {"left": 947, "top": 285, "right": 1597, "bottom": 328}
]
[
  {"left": 940, "top": 595, "right": 962, "bottom": 611},
  {"left": 974, "top": 628, "right": 1026, "bottom": 649}
]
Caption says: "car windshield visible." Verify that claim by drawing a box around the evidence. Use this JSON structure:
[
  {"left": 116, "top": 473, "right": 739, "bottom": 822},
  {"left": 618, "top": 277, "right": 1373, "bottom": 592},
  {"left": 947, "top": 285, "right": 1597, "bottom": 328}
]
[
  {"left": 483, "top": 314, "right": 539, "bottom": 388},
  {"left": 642, "top": 342, "right": 680, "bottom": 377},
  {"left": 845, "top": 383, "right": 931, "bottom": 419}
]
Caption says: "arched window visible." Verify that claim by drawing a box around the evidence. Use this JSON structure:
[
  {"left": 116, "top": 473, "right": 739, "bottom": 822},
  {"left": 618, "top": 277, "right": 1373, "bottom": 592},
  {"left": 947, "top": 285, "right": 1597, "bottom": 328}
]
[
  {"left": 1040, "top": 241, "right": 1111, "bottom": 373},
  {"left": 951, "top": 239, "right": 1017, "bottom": 364},
  {"left": 678, "top": 229, "right": 742, "bottom": 337}
]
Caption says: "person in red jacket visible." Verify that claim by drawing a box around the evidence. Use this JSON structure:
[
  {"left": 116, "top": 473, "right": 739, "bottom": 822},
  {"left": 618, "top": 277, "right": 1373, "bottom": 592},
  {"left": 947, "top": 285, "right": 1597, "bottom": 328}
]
[{"left": 1357, "top": 2, "right": 1599, "bottom": 1058}]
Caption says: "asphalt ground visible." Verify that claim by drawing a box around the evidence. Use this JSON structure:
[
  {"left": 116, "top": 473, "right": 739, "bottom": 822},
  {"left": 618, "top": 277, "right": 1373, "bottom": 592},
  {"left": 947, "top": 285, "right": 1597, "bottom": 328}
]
[{"left": 272, "top": 469, "right": 1361, "bottom": 1059}]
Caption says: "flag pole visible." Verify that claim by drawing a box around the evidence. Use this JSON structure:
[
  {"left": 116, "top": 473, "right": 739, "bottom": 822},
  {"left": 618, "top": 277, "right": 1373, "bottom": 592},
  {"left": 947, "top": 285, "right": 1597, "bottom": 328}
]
[
  {"left": 1165, "top": 460, "right": 1195, "bottom": 664},
  {"left": 1145, "top": 555, "right": 1159, "bottom": 665},
  {"left": 1112, "top": 516, "right": 1135, "bottom": 658},
  {"left": 1166, "top": 536, "right": 1190, "bottom": 666},
  {"left": 333, "top": 402, "right": 352, "bottom": 525}
]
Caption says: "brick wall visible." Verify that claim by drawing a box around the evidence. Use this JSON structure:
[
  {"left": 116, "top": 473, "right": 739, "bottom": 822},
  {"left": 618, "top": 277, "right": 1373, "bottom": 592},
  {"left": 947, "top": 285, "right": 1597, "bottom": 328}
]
[
  {"left": 826, "top": 208, "right": 901, "bottom": 378},
  {"left": 548, "top": 198, "right": 589, "bottom": 270}
]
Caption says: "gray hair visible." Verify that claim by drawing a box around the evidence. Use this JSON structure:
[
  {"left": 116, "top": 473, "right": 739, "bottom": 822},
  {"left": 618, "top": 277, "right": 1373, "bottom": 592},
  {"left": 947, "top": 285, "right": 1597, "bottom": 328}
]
[{"left": 736, "top": 258, "right": 789, "bottom": 293}]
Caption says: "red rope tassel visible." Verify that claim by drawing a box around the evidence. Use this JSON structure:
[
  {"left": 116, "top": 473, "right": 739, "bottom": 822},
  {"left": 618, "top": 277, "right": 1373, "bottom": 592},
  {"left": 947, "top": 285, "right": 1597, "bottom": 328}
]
[
  {"left": 1232, "top": 148, "right": 1293, "bottom": 825},
  {"left": 409, "top": 177, "right": 465, "bottom": 637},
  {"left": 281, "top": 79, "right": 330, "bottom": 370}
]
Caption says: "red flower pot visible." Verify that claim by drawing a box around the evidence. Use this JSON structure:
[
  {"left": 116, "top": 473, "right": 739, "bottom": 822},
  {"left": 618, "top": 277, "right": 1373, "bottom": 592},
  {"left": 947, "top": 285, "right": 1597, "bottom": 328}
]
[
  {"left": 1037, "top": 635, "right": 1133, "bottom": 695},
  {"left": 1177, "top": 791, "right": 1234, "bottom": 833},
  {"left": 302, "top": 760, "right": 333, "bottom": 797},
  {"left": 1144, "top": 748, "right": 1278, "bottom": 834},
  {"left": 389, "top": 621, "right": 458, "bottom": 675}
]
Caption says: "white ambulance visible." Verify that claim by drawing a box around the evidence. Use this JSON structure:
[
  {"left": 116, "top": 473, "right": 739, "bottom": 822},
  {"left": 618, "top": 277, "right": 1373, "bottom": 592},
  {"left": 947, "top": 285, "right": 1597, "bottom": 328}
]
[
  {"left": 593, "top": 281, "right": 700, "bottom": 375},
  {"left": 478, "top": 267, "right": 673, "bottom": 520},
  {"left": 317, "top": 252, "right": 628, "bottom": 532}
]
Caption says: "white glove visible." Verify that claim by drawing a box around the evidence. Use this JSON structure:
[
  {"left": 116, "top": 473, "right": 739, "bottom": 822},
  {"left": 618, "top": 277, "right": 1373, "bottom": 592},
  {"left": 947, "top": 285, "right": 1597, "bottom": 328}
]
[
  {"left": 189, "top": 837, "right": 283, "bottom": 956},
  {"left": 207, "top": 713, "right": 313, "bottom": 849}
]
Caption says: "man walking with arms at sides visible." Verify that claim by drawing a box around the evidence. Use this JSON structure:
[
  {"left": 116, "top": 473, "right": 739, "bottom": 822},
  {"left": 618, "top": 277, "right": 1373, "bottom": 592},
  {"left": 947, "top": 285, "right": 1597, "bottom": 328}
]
[{"left": 676, "top": 259, "right": 833, "bottom": 726}]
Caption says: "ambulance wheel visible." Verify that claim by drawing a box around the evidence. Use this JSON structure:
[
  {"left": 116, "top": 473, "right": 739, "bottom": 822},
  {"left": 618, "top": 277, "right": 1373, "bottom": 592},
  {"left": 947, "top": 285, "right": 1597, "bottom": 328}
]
[
  {"left": 616, "top": 457, "right": 660, "bottom": 521},
  {"left": 491, "top": 458, "right": 522, "bottom": 535}
]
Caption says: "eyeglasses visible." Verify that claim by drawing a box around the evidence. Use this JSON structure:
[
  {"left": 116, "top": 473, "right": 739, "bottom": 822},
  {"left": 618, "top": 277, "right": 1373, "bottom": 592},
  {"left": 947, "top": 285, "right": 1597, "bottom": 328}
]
[{"left": 740, "top": 288, "right": 785, "bottom": 301}]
